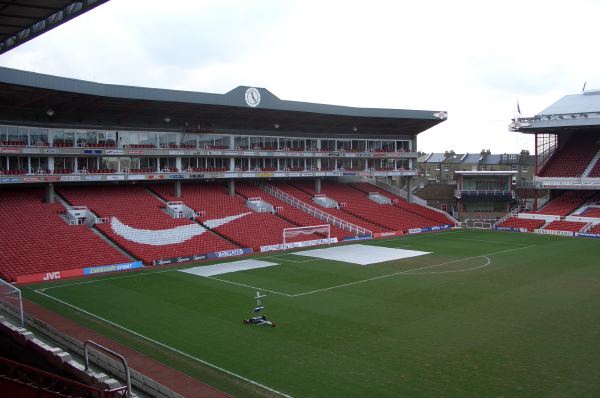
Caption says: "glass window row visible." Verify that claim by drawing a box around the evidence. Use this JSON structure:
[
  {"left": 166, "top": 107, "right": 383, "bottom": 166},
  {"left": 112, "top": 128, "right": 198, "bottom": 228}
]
[
  {"left": 0, "top": 126, "right": 412, "bottom": 152},
  {"left": 1, "top": 156, "right": 411, "bottom": 174}
]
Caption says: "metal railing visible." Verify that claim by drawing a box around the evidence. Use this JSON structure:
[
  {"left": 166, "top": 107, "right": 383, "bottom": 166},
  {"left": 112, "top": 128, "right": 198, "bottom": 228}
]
[
  {"left": 0, "top": 356, "right": 128, "bottom": 398},
  {"left": 581, "top": 221, "right": 597, "bottom": 234},
  {"left": 364, "top": 177, "right": 459, "bottom": 226},
  {"left": 258, "top": 183, "right": 372, "bottom": 237},
  {"left": 493, "top": 205, "right": 524, "bottom": 228},
  {"left": 0, "top": 279, "right": 24, "bottom": 327},
  {"left": 454, "top": 189, "right": 515, "bottom": 199},
  {"left": 364, "top": 177, "right": 408, "bottom": 200},
  {"left": 84, "top": 340, "right": 131, "bottom": 397}
]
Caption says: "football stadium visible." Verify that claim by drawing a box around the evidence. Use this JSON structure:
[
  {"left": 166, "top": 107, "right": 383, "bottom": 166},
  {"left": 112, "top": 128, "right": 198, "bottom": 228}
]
[{"left": 1, "top": 2, "right": 600, "bottom": 398}]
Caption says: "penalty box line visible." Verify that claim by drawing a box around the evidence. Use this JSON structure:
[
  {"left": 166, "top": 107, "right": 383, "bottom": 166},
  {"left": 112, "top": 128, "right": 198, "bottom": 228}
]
[
  {"left": 34, "top": 289, "right": 294, "bottom": 398},
  {"left": 205, "top": 276, "right": 294, "bottom": 297},
  {"left": 288, "top": 244, "right": 536, "bottom": 298}
]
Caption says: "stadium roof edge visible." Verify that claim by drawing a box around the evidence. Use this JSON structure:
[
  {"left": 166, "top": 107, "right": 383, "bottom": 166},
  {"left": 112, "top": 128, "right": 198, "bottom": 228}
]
[
  {"left": 0, "top": 66, "right": 445, "bottom": 122},
  {"left": 0, "top": 66, "right": 447, "bottom": 136},
  {"left": 0, "top": 0, "right": 110, "bottom": 55},
  {"left": 510, "top": 90, "right": 600, "bottom": 134}
]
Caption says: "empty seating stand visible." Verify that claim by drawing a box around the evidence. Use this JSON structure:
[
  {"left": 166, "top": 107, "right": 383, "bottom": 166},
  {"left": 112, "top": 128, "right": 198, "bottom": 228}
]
[
  {"left": 59, "top": 185, "right": 238, "bottom": 264},
  {"left": 539, "top": 134, "right": 600, "bottom": 177},
  {"left": 350, "top": 182, "right": 453, "bottom": 226},
  {"left": 582, "top": 208, "right": 600, "bottom": 218},
  {"left": 0, "top": 188, "right": 130, "bottom": 282},
  {"left": 544, "top": 220, "right": 587, "bottom": 233},
  {"left": 533, "top": 191, "right": 594, "bottom": 216},
  {"left": 233, "top": 181, "right": 347, "bottom": 239},
  {"left": 496, "top": 217, "right": 545, "bottom": 231},
  {"left": 152, "top": 183, "right": 326, "bottom": 251},
  {"left": 290, "top": 181, "right": 452, "bottom": 233},
  {"left": 272, "top": 181, "right": 387, "bottom": 233}
]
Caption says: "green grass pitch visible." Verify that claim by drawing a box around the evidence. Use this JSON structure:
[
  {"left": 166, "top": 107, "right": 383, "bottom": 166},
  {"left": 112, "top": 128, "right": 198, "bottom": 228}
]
[{"left": 23, "top": 230, "right": 600, "bottom": 397}]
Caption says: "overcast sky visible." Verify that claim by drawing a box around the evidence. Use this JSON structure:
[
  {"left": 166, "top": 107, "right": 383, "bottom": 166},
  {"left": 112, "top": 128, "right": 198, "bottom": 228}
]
[{"left": 2, "top": 0, "right": 599, "bottom": 154}]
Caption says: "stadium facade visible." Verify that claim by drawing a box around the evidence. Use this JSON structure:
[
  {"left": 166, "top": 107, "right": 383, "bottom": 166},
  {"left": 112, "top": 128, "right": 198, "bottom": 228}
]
[
  {"left": 0, "top": 66, "right": 446, "bottom": 196},
  {"left": 0, "top": 66, "right": 457, "bottom": 285},
  {"left": 494, "top": 90, "right": 600, "bottom": 235},
  {"left": 510, "top": 89, "right": 600, "bottom": 191}
]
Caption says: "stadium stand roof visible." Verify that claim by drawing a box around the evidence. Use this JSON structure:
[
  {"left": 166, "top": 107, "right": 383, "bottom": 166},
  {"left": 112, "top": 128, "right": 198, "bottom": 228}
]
[
  {"left": 510, "top": 90, "right": 600, "bottom": 133},
  {"left": 540, "top": 90, "right": 600, "bottom": 115},
  {"left": 0, "top": 66, "right": 447, "bottom": 137},
  {"left": 0, "top": 0, "right": 109, "bottom": 55}
]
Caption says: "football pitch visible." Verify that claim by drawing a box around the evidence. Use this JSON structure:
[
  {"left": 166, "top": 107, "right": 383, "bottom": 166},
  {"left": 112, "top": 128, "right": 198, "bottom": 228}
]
[{"left": 23, "top": 230, "right": 600, "bottom": 397}]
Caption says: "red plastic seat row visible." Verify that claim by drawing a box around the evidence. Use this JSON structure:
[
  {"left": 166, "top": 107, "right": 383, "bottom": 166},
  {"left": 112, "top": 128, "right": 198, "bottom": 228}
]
[
  {"left": 544, "top": 220, "right": 587, "bottom": 232},
  {"left": 532, "top": 191, "right": 594, "bottom": 216},
  {"left": 496, "top": 217, "right": 545, "bottom": 231},
  {"left": 59, "top": 185, "right": 239, "bottom": 264},
  {"left": 0, "top": 189, "right": 131, "bottom": 282},
  {"left": 539, "top": 134, "right": 600, "bottom": 177}
]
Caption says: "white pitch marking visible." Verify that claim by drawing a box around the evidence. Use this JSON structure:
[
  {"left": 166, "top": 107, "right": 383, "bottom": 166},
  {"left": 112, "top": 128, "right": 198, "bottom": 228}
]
[
  {"left": 205, "top": 276, "right": 292, "bottom": 297},
  {"left": 404, "top": 256, "right": 491, "bottom": 274},
  {"left": 426, "top": 235, "right": 533, "bottom": 246},
  {"left": 34, "top": 290, "right": 294, "bottom": 398},
  {"left": 262, "top": 256, "right": 317, "bottom": 264},
  {"left": 38, "top": 268, "right": 177, "bottom": 292},
  {"left": 290, "top": 245, "right": 534, "bottom": 297}
]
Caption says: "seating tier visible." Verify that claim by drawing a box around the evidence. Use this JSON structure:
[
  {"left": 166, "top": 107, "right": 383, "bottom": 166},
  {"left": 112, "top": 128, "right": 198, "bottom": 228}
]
[
  {"left": 539, "top": 134, "right": 600, "bottom": 177},
  {"left": 59, "top": 186, "right": 237, "bottom": 264},
  {"left": 290, "top": 181, "right": 452, "bottom": 233},
  {"left": 0, "top": 189, "right": 130, "bottom": 282},
  {"left": 533, "top": 191, "right": 594, "bottom": 216},
  {"left": 350, "top": 182, "right": 453, "bottom": 225},
  {"left": 496, "top": 217, "right": 545, "bottom": 231},
  {"left": 233, "top": 182, "right": 347, "bottom": 239},
  {"left": 271, "top": 181, "right": 388, "bottom": 233},
  {"left": 152, "top": 183, "right": 316, "bottom": 251},
  {"left": 582, "top": 208, "right": 600, "bottom": 218},
  {"left": 544, "top": 220, "right": 587, "bottom": 232}
]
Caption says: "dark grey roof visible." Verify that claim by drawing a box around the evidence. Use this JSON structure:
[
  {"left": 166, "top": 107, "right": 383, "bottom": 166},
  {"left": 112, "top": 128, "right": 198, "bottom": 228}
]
[
  {"left": 443, "top": 154, "right": 465, "bottom": 164},
  {"left": 0, "top": 66, "right": 447, "bottom": 136},
  {"left": 0, "top": 0, "right": 110, "bottom": 55},
  {"left": 461, "top": 153, "right": 481, "bottom": 164},
  {"left": 424, "top": 153, "right": 446, "bottom": 163},
  {"left": 479, "top": 154, "right": 502, "bottom": 165}
]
